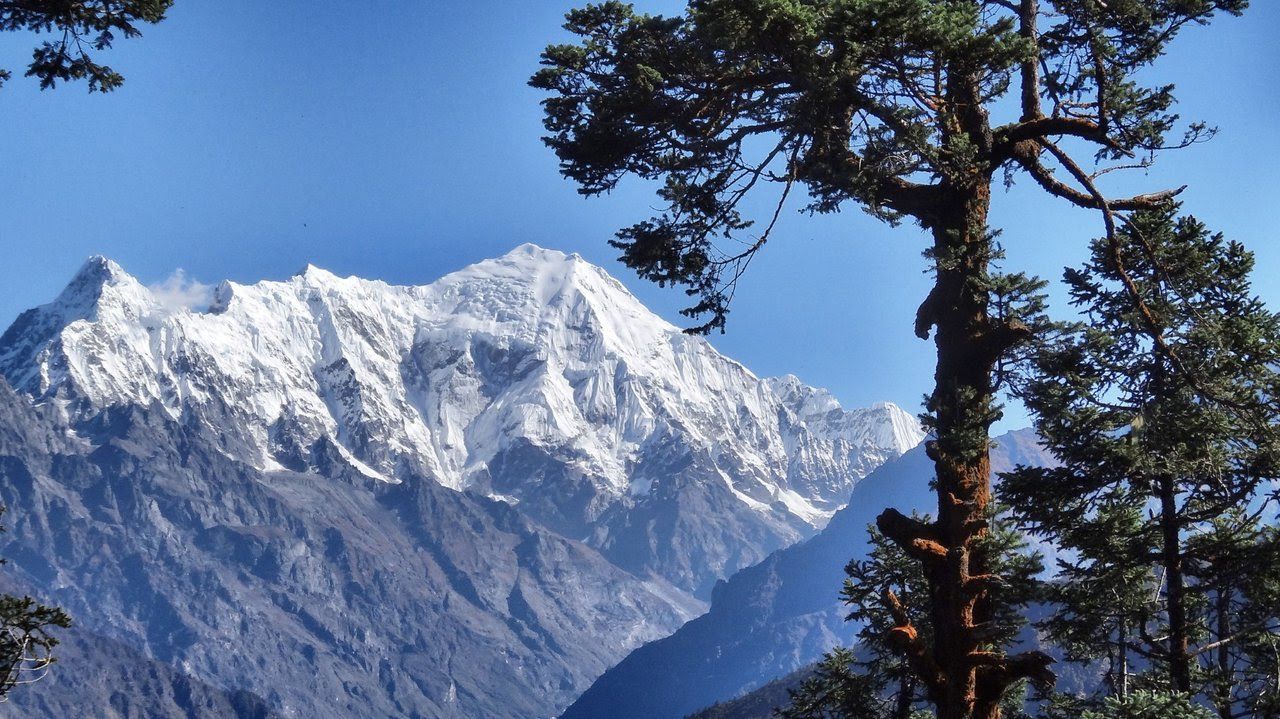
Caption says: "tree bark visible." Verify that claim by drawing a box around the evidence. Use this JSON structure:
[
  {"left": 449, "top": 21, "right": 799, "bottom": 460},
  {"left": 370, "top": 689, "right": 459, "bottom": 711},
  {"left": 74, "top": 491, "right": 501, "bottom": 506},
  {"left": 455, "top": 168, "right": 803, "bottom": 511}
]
[
  {"left": 1158, "top": 473, "right": 1193, "bottom": 693},
  {"left": 1215, "top": 585, "right": 1232, "bottom": 719},
  {"left": 880, "top": 175, "right": 1006, "bottom": 719},
  {"left": 878, "top": 59, "right": 1053, "bottom": 719},
  {"left": 931, "top": 184, "right": 998, "bottom": 719}
]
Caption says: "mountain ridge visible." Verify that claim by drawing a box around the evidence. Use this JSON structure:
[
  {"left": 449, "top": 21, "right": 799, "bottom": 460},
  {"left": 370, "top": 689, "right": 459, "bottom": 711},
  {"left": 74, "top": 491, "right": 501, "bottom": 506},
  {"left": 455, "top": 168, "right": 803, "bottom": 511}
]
[
  {"left": 0, "top": 246, "right": 925, "bottom": 717},
  {"left": 0, "top": 374, "right": 700, "bottom": 718},
  {"left": 0, "top": 246, "right": 923, "bottom": 595}
]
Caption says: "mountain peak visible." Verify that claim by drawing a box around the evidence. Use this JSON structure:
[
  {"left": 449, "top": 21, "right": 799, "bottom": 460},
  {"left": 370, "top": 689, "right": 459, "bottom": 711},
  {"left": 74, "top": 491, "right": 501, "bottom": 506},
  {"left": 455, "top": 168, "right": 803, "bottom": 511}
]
[
  {"left": 47, "top": 255, "right": 148, "bottom": 321},
  {"left": 59, "top": 254, "right": 131, "bottom": 295},
  {"left": 1, "top": 244, "right": 922, "bottom": 548},
  {"left": 294, "top": 263, "right": 345, "bottom": 284},
  {"left": 435, "top": 244, "right": 672, "bottom": 342},
  {"left": 502, "top": 242, "right": 579, "bottom": 263},
  {"left": 466, "top": 242, "right": 588, "bottom": 286},
  {"left": 76, "top": 254, "right": 128, "bottom": 282}
]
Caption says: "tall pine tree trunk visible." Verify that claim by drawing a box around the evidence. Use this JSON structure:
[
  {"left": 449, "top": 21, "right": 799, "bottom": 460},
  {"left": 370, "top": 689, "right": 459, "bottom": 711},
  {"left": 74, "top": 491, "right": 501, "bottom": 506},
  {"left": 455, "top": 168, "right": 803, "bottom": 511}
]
[
  {"left": 929, "top": 184, "right": 999, "bottom": 719},
  {"left": 1216, "top": 587, "right": 1232, "bottom": 718},
  {"left": 879, "top": 67, "right": 1045, "bottom": 719},
  {"left": 1158, "top": 474, "right": 1193, "bottom": 693},
  {"left": 880, "top": 179, "right": 1011, "bottom": 719}
]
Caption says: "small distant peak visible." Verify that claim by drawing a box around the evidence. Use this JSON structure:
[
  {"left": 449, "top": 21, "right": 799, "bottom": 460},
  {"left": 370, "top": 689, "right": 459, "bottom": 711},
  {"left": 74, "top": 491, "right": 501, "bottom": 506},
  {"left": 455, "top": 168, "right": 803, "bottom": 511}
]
[
  {"left": 294, "top": 263, "right": 342, "bottom": 284},
  {"left": 766, "top": 374, "right": 821, "bottom": 398},
  {"left": 764, "top": 375, "right": 805, "bottom": 400},
  {"left": 871, "top": 402, "right": 920, "bottom": 424},
  {"left": 767, "top": 375, "right": 844, "bottom": 417},
  {"left": 501, "top": 243, "right": 574, "bottom": 264},
  {"left": 207, "top": 280, "right": 235, "bottom": 314}
]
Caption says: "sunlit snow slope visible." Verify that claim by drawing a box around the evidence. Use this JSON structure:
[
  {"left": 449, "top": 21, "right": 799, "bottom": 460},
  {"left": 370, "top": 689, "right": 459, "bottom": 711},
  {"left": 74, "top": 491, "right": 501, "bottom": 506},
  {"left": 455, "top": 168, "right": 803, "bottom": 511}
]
[{"left": 0, "top": 245, "right": 922, "bottom": 593}]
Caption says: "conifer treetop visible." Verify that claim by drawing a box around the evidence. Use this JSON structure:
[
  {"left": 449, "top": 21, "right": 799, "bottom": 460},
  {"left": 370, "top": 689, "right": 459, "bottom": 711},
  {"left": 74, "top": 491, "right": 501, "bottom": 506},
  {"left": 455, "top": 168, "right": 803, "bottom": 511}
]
[{"left": 531, "top": 0, "right": 1244, "bottom": 332}]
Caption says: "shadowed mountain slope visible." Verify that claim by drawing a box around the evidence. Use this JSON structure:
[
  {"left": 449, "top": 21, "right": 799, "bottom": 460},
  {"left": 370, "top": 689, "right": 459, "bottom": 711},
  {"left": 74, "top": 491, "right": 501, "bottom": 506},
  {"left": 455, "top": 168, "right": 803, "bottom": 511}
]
[{"left": 562, "top": 430, "right": 1052, "bottom": 719}]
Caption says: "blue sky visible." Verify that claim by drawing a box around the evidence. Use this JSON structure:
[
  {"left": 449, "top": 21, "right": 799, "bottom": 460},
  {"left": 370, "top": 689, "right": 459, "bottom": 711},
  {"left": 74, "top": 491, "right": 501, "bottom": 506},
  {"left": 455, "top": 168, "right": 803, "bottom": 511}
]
[{"left": 1, "top": 1, "right": 1277, "bottom": 429}]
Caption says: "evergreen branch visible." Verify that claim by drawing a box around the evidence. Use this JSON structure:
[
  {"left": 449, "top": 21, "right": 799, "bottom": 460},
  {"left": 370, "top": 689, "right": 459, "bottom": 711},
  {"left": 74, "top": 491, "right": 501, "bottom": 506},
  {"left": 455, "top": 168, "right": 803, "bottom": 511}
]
[
  {"left": 1016, "top": 0, "right": 1042, "bottom": 121},
  {"left": 1008, "top": 141, "right": 1184, "bottom": 210},
  {"left": 969, "top": 649, "right": 1056, "bottom": 686},
  {"left": 876, "top": 509, "right": 947, "bottom": 562},
  {"left": 882, "top": 587, "right": 945, "bottom": 696},
  {"left": 993, "top": 116, "right": 1128, "bottom": 159},
  {"left": 1191, "top": 622, "right": 1280, "bottom": 659}
]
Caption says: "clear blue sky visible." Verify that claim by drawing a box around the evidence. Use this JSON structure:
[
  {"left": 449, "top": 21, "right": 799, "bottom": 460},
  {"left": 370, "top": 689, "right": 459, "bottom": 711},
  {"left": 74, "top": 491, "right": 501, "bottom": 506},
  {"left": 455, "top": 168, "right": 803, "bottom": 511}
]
[{"left": 0, "top": 1, "right": 1277, "bottom": 429}]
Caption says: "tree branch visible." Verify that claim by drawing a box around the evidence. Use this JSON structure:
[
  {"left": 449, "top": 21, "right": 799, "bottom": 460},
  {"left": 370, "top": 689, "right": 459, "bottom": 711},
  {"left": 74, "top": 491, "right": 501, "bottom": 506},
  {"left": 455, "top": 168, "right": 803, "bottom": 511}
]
[
  {"left": 883, "top": 588, "right": 945, "bottom": 696},
  {"left": 993, "top": 116, "right": 1128, "bottom": 160},
  {"left": 970, "top": 650, "right": 1056, "bottom": 687},
  {"left": 1016, "top": 0, "right": 1042, "bottom": 121},
  {"left": 1004, "top": 650, "right": 1057, "bottom": 686},
  {"left": 877, "top": 508, "right": 948, "bottom": 561},
  {"left": 1009, "top": 140, "right": 1184, "bottom": 211}
]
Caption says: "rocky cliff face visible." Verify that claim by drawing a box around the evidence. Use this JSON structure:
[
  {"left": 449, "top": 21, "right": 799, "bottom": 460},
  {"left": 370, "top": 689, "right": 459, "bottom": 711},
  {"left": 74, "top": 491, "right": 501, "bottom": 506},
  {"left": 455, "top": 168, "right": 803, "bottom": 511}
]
[
  {"left": 0, "top": 379, "right": 700, "bottom": 718},
  {"left": 0, "top": 247, "right": 921, "bottom": 717}
]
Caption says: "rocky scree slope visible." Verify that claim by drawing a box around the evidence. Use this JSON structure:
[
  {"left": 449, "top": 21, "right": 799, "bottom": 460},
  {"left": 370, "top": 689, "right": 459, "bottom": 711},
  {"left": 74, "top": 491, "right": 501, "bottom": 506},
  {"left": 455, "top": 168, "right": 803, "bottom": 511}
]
[{"left": 0, "top": 377, "right": 699, "bottom": 718}]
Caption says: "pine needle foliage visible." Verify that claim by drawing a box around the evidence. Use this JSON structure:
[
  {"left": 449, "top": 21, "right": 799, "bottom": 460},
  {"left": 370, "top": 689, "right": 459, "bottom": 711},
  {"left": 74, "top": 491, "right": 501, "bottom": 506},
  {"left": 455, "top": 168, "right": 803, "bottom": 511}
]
[
  {"left": 780, "top": 515, "right": 1044, "bottom": 719},
  {"left": 0, "top": 0, "right": 172, "bottom": 92},
  {"left": 0, "top": 506, "right": 71, "bottom": 701},
  {"left": 531, "top": 1, "right": 1249, "bottom": 716},
  {"left": 1003, "top": 206, "right": 1280, "bottom": 718}
]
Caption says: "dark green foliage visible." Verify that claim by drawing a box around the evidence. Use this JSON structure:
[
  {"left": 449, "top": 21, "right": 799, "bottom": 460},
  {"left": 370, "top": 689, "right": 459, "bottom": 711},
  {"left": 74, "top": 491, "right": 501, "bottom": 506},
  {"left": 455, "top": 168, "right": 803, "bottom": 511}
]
[
  {"left": 531, "top": 0, "right": 1244, "bottom": 332},
  {"left": 0, "top": 596, "right": 72, "bottom": 698},
  {"left": 777, "top": 524, "right": 927, "bottom": 718},
  {"left": 0, "top": 0, "right": 172, "bottom": 91},
  {"left": 534, "top": 1, "right": 1250, "bottom": 715},
  {"left": 1041, "top": 689, "right": 1217, "bottom": 719},
  {"left": 1003, "top": 206, "right": 1280, "bottom": 716},
  {"left": 780, "top": 517, "right": 1043, "bottom": 719},
  {"left": 1233, "top": 524, "right": 1280, "bottom": 717},
  {"left": 778, "top": 648, "right": 888, "bottom": 719},
  {"left": 0, "top": 506, "right": 71, "bottom": 700},
  {"left": 1061, "top": 690, "right": 1215, "bottom": 719}
]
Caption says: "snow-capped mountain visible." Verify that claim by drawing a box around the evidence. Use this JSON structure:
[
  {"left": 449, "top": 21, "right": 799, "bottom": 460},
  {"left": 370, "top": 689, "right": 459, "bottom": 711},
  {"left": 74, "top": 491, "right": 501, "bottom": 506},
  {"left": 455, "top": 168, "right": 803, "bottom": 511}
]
[
  {"left": 0, "top": 377, "right": 701, "bottom": 719},
  {"left": 0, "top": 245, "right": 922, "bottom": 594},
  {"left": 0, "top": 245, "right": 924, "bottom": 718}
]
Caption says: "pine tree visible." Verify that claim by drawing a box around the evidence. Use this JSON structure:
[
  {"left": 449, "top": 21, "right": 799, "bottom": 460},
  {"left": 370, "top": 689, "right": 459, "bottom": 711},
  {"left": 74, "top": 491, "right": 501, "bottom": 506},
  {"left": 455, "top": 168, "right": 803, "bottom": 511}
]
[
  {"left": 531, "top": 2, "right": 1248, "bottom": 716},
  {"left": 0, "top": 0, "right": 172, "bottom": 92},
  {"left": 779, "top": 648, "right": 889, "bottom": 719},
  {"left": 781, "top": 514, "right": 1043, "bottom": 718},
  {"left": 1232, "top": 525, "right": 1280, "bottom": 717},
  {"left": 1077, "top": 691, "right": 1215, "bottom": 719},
  {"left": 0, "top": 507, "right": 71, "bottom": 700},
  {"left": 1002, "top": 206, "right": 1280, "bottom": 717}
]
